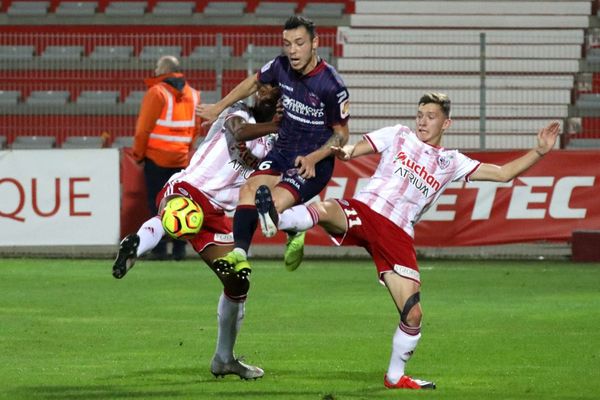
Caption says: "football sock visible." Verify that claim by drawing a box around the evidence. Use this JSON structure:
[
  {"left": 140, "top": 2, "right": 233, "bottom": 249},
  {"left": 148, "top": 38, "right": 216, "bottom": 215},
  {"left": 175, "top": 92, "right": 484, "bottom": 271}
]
[
  {"left": 233, "top": 205, "right": 258, "bottom": 253},
  {"left": 215, "top": 293, "right": 245, "bottom": 362},
  {"left": 278, "top": 205, "right": 318, "bottom": 232},
  {"left": 386, "top": 322, "right": 421, "bottom": 383},
  {"left": 136, "top": 217, "right": 164, "bottom": 257}
]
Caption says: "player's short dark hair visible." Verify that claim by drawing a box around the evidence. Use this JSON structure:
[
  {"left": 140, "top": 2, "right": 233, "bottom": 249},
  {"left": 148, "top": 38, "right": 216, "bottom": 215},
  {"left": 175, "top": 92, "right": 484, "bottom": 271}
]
[
  {"left": 284, "top": 16, "right": 317, "bottom": 40},
  {"left": 419, "top": 92, "right": 451, "bottom": 118}
]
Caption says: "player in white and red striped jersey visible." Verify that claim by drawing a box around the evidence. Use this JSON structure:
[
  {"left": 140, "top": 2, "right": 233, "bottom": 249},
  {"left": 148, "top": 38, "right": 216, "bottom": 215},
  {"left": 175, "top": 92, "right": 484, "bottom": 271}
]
[
  {"left": 112, "top": 84, "right": 281, "bottom": 380},
  {"left": 257, "top": 92, "right": 560, "bottom": 389}
]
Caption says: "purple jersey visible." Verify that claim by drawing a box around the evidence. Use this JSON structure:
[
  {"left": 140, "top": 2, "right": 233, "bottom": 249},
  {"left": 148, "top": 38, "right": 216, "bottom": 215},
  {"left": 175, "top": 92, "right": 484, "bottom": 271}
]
[{"left": 258, "top": 55, "right": 350, "bottom": 157}]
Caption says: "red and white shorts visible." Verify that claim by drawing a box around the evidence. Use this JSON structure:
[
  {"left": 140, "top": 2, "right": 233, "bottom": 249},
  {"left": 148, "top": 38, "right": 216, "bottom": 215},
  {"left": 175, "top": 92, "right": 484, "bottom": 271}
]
[
  {"left": 330, "top": 199, "right": 420, "bottom": 284},
  {"left": 157, "top": 181, "right": 233, "bottom": 253}
]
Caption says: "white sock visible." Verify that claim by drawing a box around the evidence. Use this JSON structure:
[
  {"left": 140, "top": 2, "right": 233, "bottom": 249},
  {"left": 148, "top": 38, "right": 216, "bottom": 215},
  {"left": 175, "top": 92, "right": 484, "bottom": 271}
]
[
  {"left": 215, "top": 293, "right": 245, "bottom": 363},
  {"left": 278, "top": 205, "right": 318, "bottom": 232},
  {"left": 386, "top": 323, "right": 421, "bottom": 383},
  {"left": 136, "top": 217, "right": 164, "bottom": 257}
]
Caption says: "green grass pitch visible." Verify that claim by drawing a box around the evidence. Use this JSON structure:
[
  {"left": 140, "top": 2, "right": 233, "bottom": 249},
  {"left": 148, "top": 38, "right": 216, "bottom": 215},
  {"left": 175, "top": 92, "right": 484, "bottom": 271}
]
[{"left": 1, "top": 258, "right": 599, "bottom": 399}]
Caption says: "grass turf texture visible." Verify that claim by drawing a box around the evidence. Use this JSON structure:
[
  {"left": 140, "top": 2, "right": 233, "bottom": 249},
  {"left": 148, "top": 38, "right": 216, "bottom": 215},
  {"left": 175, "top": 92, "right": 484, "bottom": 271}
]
[{"left": 1, "top": 258, "right": 599, "bottom": 400}]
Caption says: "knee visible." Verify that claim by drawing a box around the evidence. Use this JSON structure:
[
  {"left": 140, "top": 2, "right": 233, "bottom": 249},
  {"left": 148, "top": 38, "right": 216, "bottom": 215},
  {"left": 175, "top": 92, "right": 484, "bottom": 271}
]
[
  {"left": 219, "top": 268, "right": 251, "bottom": 302},
  {"left": 238, "top": 184, "right": 256, "bottom": 204},
  {"left": 405, "top": 305, "right": 423, "bottom": 327}
]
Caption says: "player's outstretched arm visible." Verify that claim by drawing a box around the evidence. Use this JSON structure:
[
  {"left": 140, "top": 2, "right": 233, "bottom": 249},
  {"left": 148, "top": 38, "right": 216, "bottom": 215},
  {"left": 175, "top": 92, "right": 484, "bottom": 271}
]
[
  {"left": 331, "top": 138, "right": 376, "bottom": 161},
  {"left": 196, "top": 74, "right": 259, "bottom": 123},
  {"left": 226, "top": 116, "right": 279, "bottom": 141},
  {"left": 470, "top": 120, "right": 560, "bottom": 182}
]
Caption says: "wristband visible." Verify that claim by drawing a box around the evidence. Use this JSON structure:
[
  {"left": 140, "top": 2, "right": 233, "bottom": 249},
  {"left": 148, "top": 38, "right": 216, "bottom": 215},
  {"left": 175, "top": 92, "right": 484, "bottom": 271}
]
[{"left": 535, "top": 149, "right": 546, "bottom": 157}]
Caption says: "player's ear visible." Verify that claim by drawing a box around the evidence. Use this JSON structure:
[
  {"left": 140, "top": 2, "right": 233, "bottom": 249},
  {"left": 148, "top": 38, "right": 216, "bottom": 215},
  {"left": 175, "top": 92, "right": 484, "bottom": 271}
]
[
  {"left": 442, "top": 118, "right": 452, "bottom": 131},
  {"left": 312, "top": 35, "right": 319, "bottom": 50}
]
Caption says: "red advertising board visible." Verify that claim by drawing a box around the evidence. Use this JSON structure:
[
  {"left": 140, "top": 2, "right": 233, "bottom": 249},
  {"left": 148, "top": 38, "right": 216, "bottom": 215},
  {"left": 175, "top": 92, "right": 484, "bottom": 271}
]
[{"left": 121, "top": 150, "right": 600, "bottom": 247}]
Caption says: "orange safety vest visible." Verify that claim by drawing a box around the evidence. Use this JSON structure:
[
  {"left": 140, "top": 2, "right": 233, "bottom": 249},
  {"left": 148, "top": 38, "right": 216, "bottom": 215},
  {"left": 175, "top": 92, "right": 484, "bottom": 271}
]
[{"left": 146, "top": 82, "right": 199, "bottom": 167}]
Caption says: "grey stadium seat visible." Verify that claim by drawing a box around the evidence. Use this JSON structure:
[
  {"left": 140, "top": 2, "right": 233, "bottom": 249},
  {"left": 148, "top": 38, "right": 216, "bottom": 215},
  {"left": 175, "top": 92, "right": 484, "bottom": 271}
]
[
  {"left": 201, "top": 90, "right": 220, "bottom": 104},
  {"left": 0, "top": 90, "right": 21, "bottom": 105},
  {"left": 188, "top": 45, "right": 233, "bottom": 61},
  {"left": 124, "top": 90, "right": 146, "bottom": 105},
  {"left": 89, "top": 46, "right": 133, "bottom": 60},
  {"left": 302, "top": 2, "right": 345, "bottom": 18},
  {"left": 76, "top": 90, "right": 120, "bottom": 105},
  {"left": 254, "top": 2, "right": 296, "bottom": 17},
  {"left": 203, "top": 1, "right": 245, "bottom": 17},
  {"left": 62, "top": 136, "right": 104, "bottom": 149},
  {"left": 104, "top": 1, "right": 146, "bottom": 16},
  {"left": 318, "top": 46, "right": 333, "bottom": 61},
  {"left": 26, "top": 90, "right": 70, "bottom": 106},
  {"left": 7, "top": 1, "right": 49, "bottom": 16},
  {"left": 111, "top": 136, "right": 134, "bottom": 148},
  {"left": 152, "top": 1, "right": 195, "bottom": 16},
  {"left": 11, "top": 136, "right": 56, "bottom": 149},
  {"left": 139, "top": 45, "right": 182, "bottom": 61},
  {"left": 41, "top": 46, "right": 84, "bottom": 61},
  {"left": 586, "top": 47, "right": 600, "bottom": 64},
  {"left": 0, "top": 45, "right": 35, "bottom": 61},
  {"left": 243, "top": 45, "right": 282, "bottom": 62},
  {"left": 576, "top": 93, "right": 600, "bottom": 108},
  {"left": 55, "top": 1, "right": 97, "bottom": 16}
]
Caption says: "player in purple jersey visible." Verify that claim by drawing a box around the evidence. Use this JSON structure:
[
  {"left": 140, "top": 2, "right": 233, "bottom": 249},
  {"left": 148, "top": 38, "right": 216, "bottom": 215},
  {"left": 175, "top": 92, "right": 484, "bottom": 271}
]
[
  {"left": 256, "top": 93, "right": 560, "bottom": 389},
  {"left": 197, "top": 16, "right": 350, "bottom": 272}
]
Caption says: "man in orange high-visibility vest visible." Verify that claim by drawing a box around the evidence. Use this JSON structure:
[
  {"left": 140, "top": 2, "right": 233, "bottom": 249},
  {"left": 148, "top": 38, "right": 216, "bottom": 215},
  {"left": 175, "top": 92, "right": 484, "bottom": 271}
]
[{"left": 133, "top": 55, "right": 201, "bottom": 261}]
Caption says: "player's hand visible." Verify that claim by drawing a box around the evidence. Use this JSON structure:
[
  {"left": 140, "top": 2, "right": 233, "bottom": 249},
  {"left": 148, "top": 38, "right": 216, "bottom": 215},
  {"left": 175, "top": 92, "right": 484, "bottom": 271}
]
[
  {"left": 331, "top": 145, "right": 354, "bottom": 161},
  {"left": 535, "top": 120, "right": 560, "bottom": 155},
  {"left": 295, "top": 154, "right": 317, "bottom": 179},
  {"left": 272, "top": 99, "right": 284, "bottom": 124},
  {"left": 196, "top": 104, "right": 219, "bottom": 125}
]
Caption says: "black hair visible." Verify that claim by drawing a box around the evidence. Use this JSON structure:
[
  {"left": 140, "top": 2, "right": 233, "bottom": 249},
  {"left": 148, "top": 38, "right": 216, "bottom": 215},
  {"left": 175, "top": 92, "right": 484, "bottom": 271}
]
[{"left": 283, "top": 15, "right": 317, "bottom": 40}]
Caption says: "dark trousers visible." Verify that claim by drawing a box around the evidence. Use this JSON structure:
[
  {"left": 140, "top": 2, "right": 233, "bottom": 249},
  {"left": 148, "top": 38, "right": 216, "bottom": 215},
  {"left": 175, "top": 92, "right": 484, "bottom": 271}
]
[{"left": 143, "top": 158, "right": 187, "bottom": 258}]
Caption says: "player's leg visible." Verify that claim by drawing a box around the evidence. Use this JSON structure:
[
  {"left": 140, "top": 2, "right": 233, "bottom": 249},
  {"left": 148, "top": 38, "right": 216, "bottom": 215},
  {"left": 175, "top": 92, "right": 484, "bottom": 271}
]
[
  {"left": 214, "top": 174, "right": 280, "bottom": 272},
  {"left": 200, "top": 245, "right": 264, "bottom": 380},
  {"left": 112, "top": 216, "right": 165, "bottom": 279},
  {"left": 382, "top": 272, "right": 435, "bottom": 389}
]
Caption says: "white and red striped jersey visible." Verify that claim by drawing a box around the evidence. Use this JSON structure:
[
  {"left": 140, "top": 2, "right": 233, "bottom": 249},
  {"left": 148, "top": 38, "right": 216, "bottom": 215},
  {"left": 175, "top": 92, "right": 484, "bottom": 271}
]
[
  {"left": 355, "top": 125, "right": 480, "bottom": 238},
  {"left": 168, "top": 101, "right": 276, "bottom": 212}
]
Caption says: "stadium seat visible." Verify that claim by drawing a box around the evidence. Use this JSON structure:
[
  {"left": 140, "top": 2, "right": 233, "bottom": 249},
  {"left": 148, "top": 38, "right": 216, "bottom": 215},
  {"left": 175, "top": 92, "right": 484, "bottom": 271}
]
[
  {"left": 104, "top": 1, "right": 147, "bottom": 16},
  {"left": 76, "top": 91, "right": 120, "bottom": 105},
  {"left": 11, "top": 135, "right": 56, "bottom": 149},
  {"left": 41, "top": 46, "right": 85, "bottom": 61},
  {"left": 139, "top": 45, "right": 182, "bottom": 60},
  {"left": 318, "top": 46, "right": 333, "bottom": 61},
  {"left": 302, "top": 2, "right": 345, "bottom": 18},
  {"left": 61, "top": 136, "right": 104, "bottom": 149},
  {"left": 89, "top": 46, "right": 134, "bottom": 60},
  {"left": 26, "top": 91, "right": 70, "bottom": 106},
  {"left": 201, "top": 90, "right": 220, "bottom": 104},
  {"left": 202, "top": 1, "right": 246, "bottom": 17},
  {"left": 55, "top": 1, "right": 98, "bottom": 16},
  {"left": 0, "top": 90, "right": 21, "bottom": 105},
  {"left": 7, "top": 1, "right": 49, "bottom": 16},
  {"left": 567, "top": 138, "right": 600, "bottom": 148},
  {"left": 0, "top": 45, "right": 35, "bottom": 61},
  {"left": 152, "top": 1, "right": 195, "bottom": 16},
  {"left": 586, "top": 47, "right": 600, "bottom": 64},
  {"left": 111, "top": 136, "right": 134, "bottom": 148},
  {"left": 254, "top": 2, "right": 297, "bottom": 17},
  {"left": 188, "top": 45, "right": 233, "bottom": 61},
  {"left": 242, "top": 45, "right": 282, "bottom": 63},
  {"left": 124, "top": 90, "right": 146, "bottom": 105},
  {"left": 576, "top": 93, "right": 600, "bottom": 108}
]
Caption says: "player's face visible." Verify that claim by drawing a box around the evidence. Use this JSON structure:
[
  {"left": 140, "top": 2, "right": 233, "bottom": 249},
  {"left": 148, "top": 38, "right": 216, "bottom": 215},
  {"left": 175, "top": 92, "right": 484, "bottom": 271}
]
[
  {"left": 283, "top": 26, "right": 318, "bottom": 75},
  {"left": 416, "top": 103, "right": 451, "bottom": 146}
]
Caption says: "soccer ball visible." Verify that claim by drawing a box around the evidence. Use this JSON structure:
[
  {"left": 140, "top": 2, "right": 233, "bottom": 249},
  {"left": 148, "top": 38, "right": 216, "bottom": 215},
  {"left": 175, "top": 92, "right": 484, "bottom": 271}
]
[{"left": 161, "top": 196, "right": 204, "bottom": 239}]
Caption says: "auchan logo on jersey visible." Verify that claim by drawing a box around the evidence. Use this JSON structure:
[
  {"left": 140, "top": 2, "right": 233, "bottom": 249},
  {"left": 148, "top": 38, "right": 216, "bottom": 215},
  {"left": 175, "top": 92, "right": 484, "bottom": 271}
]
[{"left": 394, "top": 151, "right": 441, "bottom": 193}]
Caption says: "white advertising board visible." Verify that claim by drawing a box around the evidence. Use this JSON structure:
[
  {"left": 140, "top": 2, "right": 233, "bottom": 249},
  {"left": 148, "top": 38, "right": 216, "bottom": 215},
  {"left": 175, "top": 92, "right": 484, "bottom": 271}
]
[{"left": 0, "top": 149, "right": 120, "bottom": 246}]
